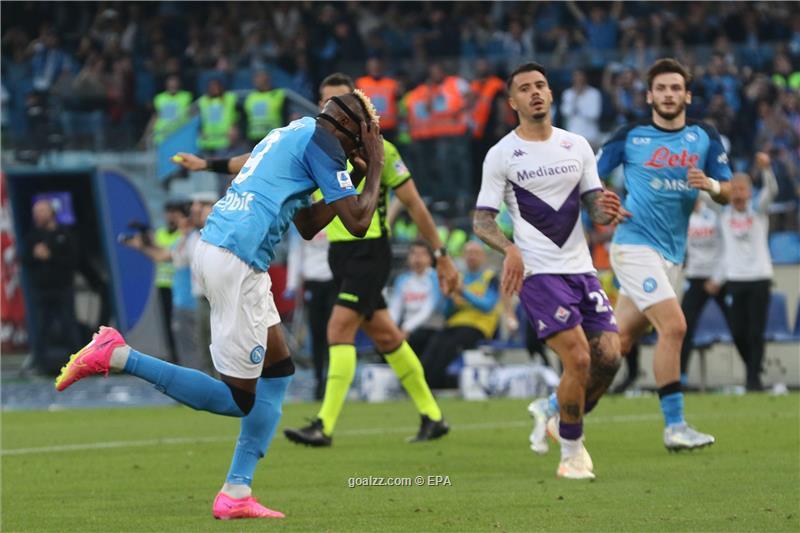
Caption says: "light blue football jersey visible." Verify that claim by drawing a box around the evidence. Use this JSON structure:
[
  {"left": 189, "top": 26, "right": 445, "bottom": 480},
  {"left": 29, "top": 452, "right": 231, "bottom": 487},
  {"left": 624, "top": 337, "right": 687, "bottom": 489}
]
[
  {"left": 596, "top": 119, "right": 732, "bottom": 264},
  {"left": 202, "top": 117, "right": 357, "bottom": 271}
]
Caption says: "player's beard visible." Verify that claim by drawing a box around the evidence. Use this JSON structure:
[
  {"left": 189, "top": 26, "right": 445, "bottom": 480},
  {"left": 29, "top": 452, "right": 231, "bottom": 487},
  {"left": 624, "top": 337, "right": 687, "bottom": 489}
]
[
  {"left": 531, "top": 111, "right": 548, "bottom": 121},
  {"left": 653, "top": 100, "right": 686, "bottom": 121}
]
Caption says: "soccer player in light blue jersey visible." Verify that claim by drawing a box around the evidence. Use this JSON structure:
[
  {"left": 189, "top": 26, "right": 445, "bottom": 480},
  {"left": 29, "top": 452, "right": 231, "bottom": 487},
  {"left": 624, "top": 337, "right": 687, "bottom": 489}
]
[
  {"left": 598, "top": 58, "right": 731, "bottom": 451},
  {"left": 55, "top": 92, "right": 386, "bottom": 519}
]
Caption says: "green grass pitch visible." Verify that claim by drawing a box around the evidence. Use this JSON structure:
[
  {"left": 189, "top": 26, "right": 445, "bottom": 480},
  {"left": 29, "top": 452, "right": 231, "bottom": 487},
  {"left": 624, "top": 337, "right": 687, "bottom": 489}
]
[{"left": 3, "top": 393, "right": 799, "bottom": 532}]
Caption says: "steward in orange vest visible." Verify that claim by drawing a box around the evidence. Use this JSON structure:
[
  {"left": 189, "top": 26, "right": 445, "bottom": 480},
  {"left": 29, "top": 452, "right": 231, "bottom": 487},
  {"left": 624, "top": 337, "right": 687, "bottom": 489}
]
[{"left": 356, "top": 58, "right": 400, "bottom": 136}]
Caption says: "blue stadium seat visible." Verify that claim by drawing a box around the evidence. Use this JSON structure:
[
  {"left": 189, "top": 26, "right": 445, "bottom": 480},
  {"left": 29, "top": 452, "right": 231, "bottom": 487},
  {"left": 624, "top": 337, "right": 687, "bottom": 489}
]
[
  {"left": 765, "top": 292, "right": 794, "bottom": 342},
  {"left": 769, "top": 232, "right": 800, "bottom": 265},
  {"left": 231, "top": 69, "right": 253, "bottom": 91},
  {"left": 135, "top": 71, "right": 156, "bottom": 107},
  {"left": 693, "top": 300, "right": 732, "bottom": 347}
]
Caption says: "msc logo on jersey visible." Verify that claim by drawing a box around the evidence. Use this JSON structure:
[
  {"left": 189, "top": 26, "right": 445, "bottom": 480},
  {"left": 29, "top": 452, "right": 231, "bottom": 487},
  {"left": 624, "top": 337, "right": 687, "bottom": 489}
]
[
  {"left": 684, "top": 132, "right": 698, "bottom": 143},
  {"left": 643, "top": 277, "right": 658, "bottom": 293},
  {"left": 336, "top": 171, "right": 354, "bottom": 190},
  {"left": 650, "top": 178, "right": 690, "bottom": 192},
  {"left": 250, "top": 345, "right": 265, "bottom": 364},
  {"left": 554, "top": 306, "right": 571, "bottom": 323},
  {"left": 632, "top": 137, "right": 651, "bottom": 145}
]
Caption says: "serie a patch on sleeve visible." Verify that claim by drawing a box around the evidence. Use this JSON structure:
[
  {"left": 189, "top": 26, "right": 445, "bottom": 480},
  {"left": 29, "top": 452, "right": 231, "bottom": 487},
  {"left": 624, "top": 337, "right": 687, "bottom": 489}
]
[{"left": 337, "top": 170, "right": 354, "bottom": 190}]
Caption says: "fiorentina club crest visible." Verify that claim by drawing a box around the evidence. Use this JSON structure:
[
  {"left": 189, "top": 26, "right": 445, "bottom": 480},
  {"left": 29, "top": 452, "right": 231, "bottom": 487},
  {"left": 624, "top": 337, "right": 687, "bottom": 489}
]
[{"left": 554, "top": 306, "right": 571, "bottom": 323}]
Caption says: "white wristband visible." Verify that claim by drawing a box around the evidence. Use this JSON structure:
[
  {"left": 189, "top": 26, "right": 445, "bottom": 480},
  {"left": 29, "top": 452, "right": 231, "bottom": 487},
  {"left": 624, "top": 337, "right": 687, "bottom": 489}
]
[{"left": 708, "top": 178, "right": 721, "bottom": 196}]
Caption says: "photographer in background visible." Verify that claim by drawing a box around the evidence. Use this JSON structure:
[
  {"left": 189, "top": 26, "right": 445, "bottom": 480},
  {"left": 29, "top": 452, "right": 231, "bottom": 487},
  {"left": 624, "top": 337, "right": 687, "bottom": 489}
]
[
  {"left": 22, "top": 199, "right": 79, "bottom": 374},
  {"left": 122, "top": 200, "right": 206, "bottom": 369}
]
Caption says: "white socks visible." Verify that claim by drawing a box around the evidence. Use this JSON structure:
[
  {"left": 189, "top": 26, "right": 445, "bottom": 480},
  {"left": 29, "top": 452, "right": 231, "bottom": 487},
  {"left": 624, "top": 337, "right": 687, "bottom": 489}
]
[
  {"left": 109, "top": 346, "right": 131, "bottom": 371},
  {"left": 560, "top": 437, "right": 583, "bottom": 460},
  {"left": 221, "top": 483, "right": 252, "bottom": 499}
]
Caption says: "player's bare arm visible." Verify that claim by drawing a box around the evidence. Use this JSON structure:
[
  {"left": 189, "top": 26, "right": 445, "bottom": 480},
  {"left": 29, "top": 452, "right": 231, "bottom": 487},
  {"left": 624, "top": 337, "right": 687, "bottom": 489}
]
[
  {"left": 472, "top": 209, "right": 523, "bottom": 296},
  {"left": 582, "top": 189, "right": 631, "bottom": 225},
  {"left": 328, "top": 121, "right": 385, "bottom": 237},
  {"left": 687, "top": 166, "right": 731, "bottom": 205},
  {"left": 394, "top": 179, "right": 458, "bottom": 295},
  {"left": 173, "top": 152, "right": 250, "bottom": 174}
]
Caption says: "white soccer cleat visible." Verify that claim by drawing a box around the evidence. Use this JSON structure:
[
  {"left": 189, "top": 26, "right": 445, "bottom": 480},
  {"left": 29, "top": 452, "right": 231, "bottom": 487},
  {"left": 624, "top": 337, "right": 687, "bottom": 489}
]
[
  {"left": 527, "top": 399, "right": 550, "bottom": 454},
  {"left": 663, "top": 423, "right": 716, "bottom": 452},
  {"left": 557, "top": 442, "right": 595, "bottom": 480}
]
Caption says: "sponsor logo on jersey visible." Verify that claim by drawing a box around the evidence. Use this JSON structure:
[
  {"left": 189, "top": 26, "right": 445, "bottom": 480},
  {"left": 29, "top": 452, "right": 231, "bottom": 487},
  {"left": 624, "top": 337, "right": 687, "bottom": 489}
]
[
  {"left": 337, "top": 170, "right": 354, "bottom": 190},
  {"left": 250, "top": 345, "right": 265, "bottom": 364},
  {"left": 632, "top": 136, "right": 651, "bottom": 145},
  {"left": 516, "top": 159, "right": 580, "bottom": 181},
  {"left": 643, "top": 277, "right": 658, "bottom": 293},
  {"left": 554, "top": 306, "right": 571, "bottom": 323},
  {"left": 649, "top": 177, "right": 690, "bottom": 191},
  {"left": 512, "top": 149, "right": 527, "bottom": 158},
  {"left": 393, "top": 159, "right": 409, "bottom": 175},
  {"left": 217, "top": 190, "right": 255, "bottom": 212},
  {"left": 644, "top": 147, "right": 700, "bottom": 169}
]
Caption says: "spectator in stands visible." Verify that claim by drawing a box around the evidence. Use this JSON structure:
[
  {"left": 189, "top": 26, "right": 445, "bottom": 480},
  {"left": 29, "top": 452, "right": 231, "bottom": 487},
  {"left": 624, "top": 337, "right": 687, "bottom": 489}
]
[
  {"left": 559, "top": 69, "right": 603, "bottom": 149},
  {"left": 60, "top": 53, "right": 106, "bottom": 150},
  {"left": 151, "top": 74, "right": 193, "bottom": 145},
  {"left": 679, "top": 194, "right": 727, "bottom": 384},
  {"left": 29, "top": 27, "right": 71, "bottom": 93},
  {"left": 22, "top": 199, "right": 79, "bottom": 374},
  {"left": 243, "top": 70, "right": 286, "bottom": 147},
  {"left": 469, "top": 58, "right": 507, "bottom": 194},
  {"left": 567, "top": 1, "right": 622, "bottom": 59},
  {"left": 356, "top": 57, "right": 401, "bottom": 142},
  {"left": 701, "top": 53, "right": 742, "bottom": 113},
  {"left": 771, "top": 52, "right": 800, "bottom": 91},
  {"left": 389, "top": 241, "right": 444, "bottom": 358},
  {"left": 285, "top": 224, "right": 336, "bottom": 400},
  {"left": 716, "top": 153, "right": 779, "bottom": 391},
  {"left": 420, "top": 240, "right": 500, "bottom": 388}
]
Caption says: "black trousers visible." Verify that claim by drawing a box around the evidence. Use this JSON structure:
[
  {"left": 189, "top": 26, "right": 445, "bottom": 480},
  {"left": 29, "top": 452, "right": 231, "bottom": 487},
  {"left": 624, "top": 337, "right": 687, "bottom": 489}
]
[
  {"left": 407, "top": 327, "right": 439, "bottom": 359},
  {"left": 726, "top": 280, "right": 771, "bottom": 390},
  {"left": 33, "top": 287, "right": 79, "bottom": 374},
  {"left": 305, "top": 280, "right": 337, "bottom": 399},
  {"left": 420, "top": 326, "right": 485, "bottom": 389},
  {"left": 158, "top": 286, "right": 177, "bottom": 363},
  {"left": 680, "top": 278, "right": 729, "bottom": 375}
]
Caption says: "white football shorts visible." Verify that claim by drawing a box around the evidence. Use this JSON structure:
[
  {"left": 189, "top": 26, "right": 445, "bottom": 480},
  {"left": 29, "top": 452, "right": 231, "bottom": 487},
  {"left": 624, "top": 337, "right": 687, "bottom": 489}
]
[
  {"left": 192, "top": 239, "right": 281, "bottom": 378},
  {"left": 610, "top": 243, "right": 682, "bottom": 312}
]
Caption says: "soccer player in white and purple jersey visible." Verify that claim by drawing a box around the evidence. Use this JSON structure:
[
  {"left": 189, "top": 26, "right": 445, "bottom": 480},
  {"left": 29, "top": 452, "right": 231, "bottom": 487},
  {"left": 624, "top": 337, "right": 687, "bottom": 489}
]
[{"left": 473, "top": 62, "right": 627, "bottom": 480}]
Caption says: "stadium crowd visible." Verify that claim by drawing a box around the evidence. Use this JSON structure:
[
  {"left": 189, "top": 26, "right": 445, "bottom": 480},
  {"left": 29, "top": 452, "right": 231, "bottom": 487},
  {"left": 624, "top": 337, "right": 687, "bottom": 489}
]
[{"left": 2, "top": 3, "right": 799, "bottom": 208}]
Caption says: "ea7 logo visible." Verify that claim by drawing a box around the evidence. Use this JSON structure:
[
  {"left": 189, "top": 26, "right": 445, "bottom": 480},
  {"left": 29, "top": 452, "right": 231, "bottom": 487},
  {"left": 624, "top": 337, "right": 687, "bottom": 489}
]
[
  {"left": 512, "top": 149, "right": 527, "bottom": 158},
  {"left": 632, "top": 137, "right": 651, "bottom": 145}
]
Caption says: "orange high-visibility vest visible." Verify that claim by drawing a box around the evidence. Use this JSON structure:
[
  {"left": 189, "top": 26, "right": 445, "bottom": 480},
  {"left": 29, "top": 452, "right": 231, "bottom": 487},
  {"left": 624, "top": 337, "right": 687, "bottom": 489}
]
[
  {"left": 404, "top": 85, "right": 436, "bottom": 141},
  {"left": 470, "top": 76, "right": 505, "bottom": 139},
  {"left": 427, "top": 76, "right": 469, "bottom": 138},
  {"left": 356, "top": 76, "right": 399, "bottom": 131}
]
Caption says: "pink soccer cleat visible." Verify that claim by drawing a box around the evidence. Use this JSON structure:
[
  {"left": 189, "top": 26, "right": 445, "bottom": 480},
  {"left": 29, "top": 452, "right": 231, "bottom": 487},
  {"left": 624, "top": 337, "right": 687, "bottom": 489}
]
[
  {"left": 54, "top": 326, "right": 126, "bottom": 392},
  {"left": 212, "top": 492, "right": 285, "bottom": 520}
]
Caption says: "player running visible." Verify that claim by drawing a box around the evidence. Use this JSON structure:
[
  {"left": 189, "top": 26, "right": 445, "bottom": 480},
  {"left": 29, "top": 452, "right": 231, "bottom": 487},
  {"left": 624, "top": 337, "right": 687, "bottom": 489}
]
[
  {"left": 55, "top": 92, "right": 385, "bottom": 519},
  {"left": 598, "top": 58, "right": 731, "bottom": 451},
  {"left": 473, "top": 62, "right": 626, "bottom": 480}
]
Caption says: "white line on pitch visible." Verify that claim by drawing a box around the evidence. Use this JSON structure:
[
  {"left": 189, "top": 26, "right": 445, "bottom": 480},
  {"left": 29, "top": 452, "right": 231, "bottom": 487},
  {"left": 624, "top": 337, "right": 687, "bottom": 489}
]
[{"left": 2, "top": 411, "right": 794, "bottom": 457}]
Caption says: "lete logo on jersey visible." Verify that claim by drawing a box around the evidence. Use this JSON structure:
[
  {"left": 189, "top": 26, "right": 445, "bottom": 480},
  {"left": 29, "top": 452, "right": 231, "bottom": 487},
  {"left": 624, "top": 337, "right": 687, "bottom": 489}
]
[{"left": 644, "top": 147, "right": 700, "bottom": 169}]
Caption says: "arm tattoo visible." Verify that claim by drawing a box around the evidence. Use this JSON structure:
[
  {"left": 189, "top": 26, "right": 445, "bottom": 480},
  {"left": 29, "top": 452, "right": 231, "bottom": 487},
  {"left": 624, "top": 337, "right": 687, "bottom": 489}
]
[
  {"left": 472, "top": 209, "right": 513, "bottom": 254},
  {"left": 582, "top": 190, "right": 614, "bottom": 226}
]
